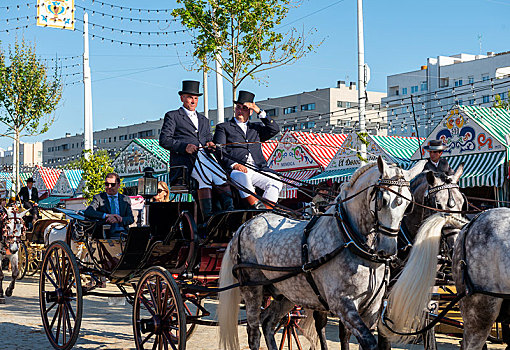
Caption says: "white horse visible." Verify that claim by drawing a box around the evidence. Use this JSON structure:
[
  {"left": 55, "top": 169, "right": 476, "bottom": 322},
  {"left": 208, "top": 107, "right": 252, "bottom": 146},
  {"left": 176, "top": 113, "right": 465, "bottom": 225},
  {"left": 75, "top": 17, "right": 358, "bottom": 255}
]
[{"left": 0, "top": 207, "right": 29, "bottom": 301}]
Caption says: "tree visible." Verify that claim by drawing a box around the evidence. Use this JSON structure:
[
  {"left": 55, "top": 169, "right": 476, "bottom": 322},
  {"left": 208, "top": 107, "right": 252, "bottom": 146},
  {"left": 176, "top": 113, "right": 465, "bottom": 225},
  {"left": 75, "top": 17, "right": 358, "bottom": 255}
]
[
  {"left": 0, "top": 39, "right": 62, "bottom": 195},
  {"left": 494, "top": 91, "right": 510, "bottom": 110},
  {"left": 69, "top": 150, "right": 122, "bottom": 202},
  {"left": 173, "top": 0, "right": 319, "bottom": 100}
]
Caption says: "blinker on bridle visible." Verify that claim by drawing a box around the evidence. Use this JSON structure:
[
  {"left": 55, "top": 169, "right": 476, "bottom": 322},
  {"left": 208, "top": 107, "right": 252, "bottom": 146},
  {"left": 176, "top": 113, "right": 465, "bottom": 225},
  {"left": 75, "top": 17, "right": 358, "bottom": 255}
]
[{"left": 426, "top": 183, "right": 459, "bottom": 209}]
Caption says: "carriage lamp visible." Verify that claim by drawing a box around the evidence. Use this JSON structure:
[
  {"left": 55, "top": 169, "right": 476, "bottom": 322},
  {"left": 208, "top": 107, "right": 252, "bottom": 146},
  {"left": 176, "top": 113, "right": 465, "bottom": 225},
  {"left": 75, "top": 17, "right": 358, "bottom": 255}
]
[{"left": 138, "top": 167, "right": 158, "bottom": 198}]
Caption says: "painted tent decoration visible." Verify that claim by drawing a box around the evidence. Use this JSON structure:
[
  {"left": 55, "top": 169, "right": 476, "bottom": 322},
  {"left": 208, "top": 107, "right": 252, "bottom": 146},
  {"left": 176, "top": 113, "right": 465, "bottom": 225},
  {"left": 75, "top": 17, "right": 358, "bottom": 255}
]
[
  {"left": 411, "top": 105, "right": 509, "bottom": 160},
  {"left": 75, "top": 177, "right": 86, "bottom": 196},
  {"left": 113, "top": 138, "right": 170, "bottom": 176},
  {"left": 268, "top": 131, "right": 347, "bottom": 171},
  {"left": 32, "top": 165, "right": 62, "bottom": 194},
  {"left": 52, "top": 169, "right": 83, "bottom": 196},
  {"left": 37, "top": 0, "right": 75, "bottom": 30}
]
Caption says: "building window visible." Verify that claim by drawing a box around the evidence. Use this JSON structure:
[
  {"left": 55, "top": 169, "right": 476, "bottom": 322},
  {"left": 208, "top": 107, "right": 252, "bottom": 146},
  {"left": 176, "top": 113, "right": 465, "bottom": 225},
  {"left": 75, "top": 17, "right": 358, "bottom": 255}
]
[
  {"left": 501, "top": 92, "right": 507, "bottom": 100},
  {"left": 282, "top": 124, "right": 296, "bottom": 131},
  {"left": 482, "top": 74, "right": 490, "bottom": 81},
  {"left": 301, "top": 103, "right": 315, "bottom": 111},
  {"left": 458, "top": 99, "right": 463, "bottom": 105},
  {"left": 300, "top": 121, "right": 315, "bottom": 129},
  {"left": 469, "top": 99, "right": 475, "bottom": 105},
  {"left": 402, "top": 88, "right": 408, "bottom": 95},
  {"left": 345, "top": 101, "right": 352, "bottom": 108},
  {"left": 420, "top": 82, "right": 428, "bottom": 91},
  {"left": 440, "top": 78, "right": 449, "bottom": 87},
  {"left": 468, "top": 76, "right": 474, "bottom": 84},
  {"left": 266, "top": 108, "right": 277, "bottom": 117},
  {"left": 113, "top": 136, "right": 117, "bottom": 142},
  {"left": 483, "top": 95, "right": 490, "bottom": 103},
  {"left": 337, "top": 101, "right": 343, "bottom": 108},
  {"left": 454, "top": 79, "right": 463, "bottom": 87},
  {"left": 210, "top": 120, "right": 214, "bottom": 126},
  {"left": 283, "top": 106, "right": 296, "bottom": 115},
  {"left": 109, "top": 137, "right": 112, "bottom": 143},
  {"left": 411, "top": 86, "right": 418, "bottom": 93}
]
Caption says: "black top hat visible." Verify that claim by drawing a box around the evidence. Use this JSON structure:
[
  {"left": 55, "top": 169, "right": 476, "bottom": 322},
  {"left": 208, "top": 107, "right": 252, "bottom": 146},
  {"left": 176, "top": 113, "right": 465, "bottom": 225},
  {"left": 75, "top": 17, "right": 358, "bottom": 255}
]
[
  {"left": 234, "top": 90, "right": 255, "bottom": 105},
  {"left": 26, "top": 177, "right": 35, "bottom": 183},
  {"left": 178, "top": 80, "right": 202, "bottom": 96},
  {"left": 423, "top": 140, "right": 446, "bottom": 151}
]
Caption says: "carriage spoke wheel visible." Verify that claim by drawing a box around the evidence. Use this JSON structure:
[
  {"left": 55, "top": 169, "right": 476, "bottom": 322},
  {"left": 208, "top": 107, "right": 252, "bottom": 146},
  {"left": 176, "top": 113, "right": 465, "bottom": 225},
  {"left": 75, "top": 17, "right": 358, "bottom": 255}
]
[
  {"left": 39, "top": 241, "right": 82, "bottom": 350},
  {"left": 133, "top": 267, "right": 186, "bottom": 350},
  {"left": 181, "top": 293, "right": 203, "bottom": 340},
  {"left": 17, "top": 241, "right": 28, "bottom": 280}
]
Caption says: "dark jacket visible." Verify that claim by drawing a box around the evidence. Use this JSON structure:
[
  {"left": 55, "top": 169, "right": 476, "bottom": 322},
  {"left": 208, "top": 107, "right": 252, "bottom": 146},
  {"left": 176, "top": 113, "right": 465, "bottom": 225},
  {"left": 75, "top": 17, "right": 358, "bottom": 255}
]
[
  {"left": 18, "top": 186, "right": 39, "bottom": 203},
  {"left": 83, "top": 192, "right": 134, "bottom": 227},
  {"left": 159, "top": 107, "right": 213, "bottom": 183},
  {"left": 213, "top": 116, "right": 279, "bottom": 170},
  {"left": 424, "top": 158, "right": 454, "bottom": 175}
]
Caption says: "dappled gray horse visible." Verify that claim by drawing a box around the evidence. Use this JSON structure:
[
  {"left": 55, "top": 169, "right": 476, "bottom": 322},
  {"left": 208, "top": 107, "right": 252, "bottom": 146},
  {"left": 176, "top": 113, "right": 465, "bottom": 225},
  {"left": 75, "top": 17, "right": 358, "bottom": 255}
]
[
  {"left": 218, "top": 156, "right": 425, "bottom": 350},
  {"left": 381, "top": 206, "right": 510, "bottom": 350},
  {"left": 0, "top": 207, "right": 27, "bottom": 302}
]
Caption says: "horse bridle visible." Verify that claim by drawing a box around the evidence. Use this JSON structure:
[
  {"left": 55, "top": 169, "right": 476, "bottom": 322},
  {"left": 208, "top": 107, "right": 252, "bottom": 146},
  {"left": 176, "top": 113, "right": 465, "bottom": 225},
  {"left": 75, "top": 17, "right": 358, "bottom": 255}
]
[
  {"left": 371, "top": 176, "right": 412, "bottom": 238},
  {"left": 425, "top": 182, "right": 462, "bottom": 210}
]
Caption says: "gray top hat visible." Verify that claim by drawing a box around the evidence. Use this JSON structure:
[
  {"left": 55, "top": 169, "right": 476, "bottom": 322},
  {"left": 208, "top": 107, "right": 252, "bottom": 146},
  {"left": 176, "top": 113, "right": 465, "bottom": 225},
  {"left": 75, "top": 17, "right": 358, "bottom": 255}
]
[{"left": 424, "top": 140, "right": 446, "bottom": 151}]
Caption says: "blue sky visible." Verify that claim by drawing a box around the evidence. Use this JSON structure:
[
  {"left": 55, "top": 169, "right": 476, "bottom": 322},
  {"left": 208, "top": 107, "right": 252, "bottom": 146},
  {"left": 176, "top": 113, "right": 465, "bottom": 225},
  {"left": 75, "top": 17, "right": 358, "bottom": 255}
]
[{"left": 0, "top": 0, "right": 509, "bottom": 149}]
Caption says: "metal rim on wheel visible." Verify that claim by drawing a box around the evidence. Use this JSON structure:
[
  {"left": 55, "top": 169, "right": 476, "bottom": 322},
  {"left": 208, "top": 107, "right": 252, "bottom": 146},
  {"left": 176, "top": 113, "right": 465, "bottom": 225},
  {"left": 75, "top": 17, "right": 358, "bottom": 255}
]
[
  {"left": 133, "top": 266, "right": 186, "bottom": 350},
  {"left": 17, "top": 241, "right": 28, "bottom": 280},
  {"left": 39, "top": 241, "right": 83, "bottom": 350}
]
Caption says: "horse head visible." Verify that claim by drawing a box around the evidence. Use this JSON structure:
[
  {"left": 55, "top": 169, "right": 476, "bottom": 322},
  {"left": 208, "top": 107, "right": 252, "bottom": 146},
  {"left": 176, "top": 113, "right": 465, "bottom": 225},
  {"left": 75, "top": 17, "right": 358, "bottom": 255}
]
[{"left": 340, "top": 156, "right": 426, "bottom": 258}]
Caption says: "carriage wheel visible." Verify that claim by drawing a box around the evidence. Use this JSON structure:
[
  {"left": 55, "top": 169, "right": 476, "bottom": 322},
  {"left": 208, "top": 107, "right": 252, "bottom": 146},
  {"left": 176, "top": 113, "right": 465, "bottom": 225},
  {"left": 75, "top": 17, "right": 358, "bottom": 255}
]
[
  {"left": 182, "top": 293, "right": 203, "bottom": 340},
  {"left": 133, "top": 266, "right": 186, "bottom": 350},
  {"left": 26, "top": 247, "right": 42, "bottom": 277},
  {"left": 39, "top": 241, "right": 83, "bottom": 350},
  {"left": 17, "top": 241, "right": 28, "bottom": 280}
]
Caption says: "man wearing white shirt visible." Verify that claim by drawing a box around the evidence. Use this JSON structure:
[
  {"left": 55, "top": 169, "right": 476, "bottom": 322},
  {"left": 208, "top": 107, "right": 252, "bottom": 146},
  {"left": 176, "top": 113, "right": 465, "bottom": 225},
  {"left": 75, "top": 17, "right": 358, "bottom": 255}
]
[
  {"left": 159, "top": 80, "right": 233, "bottom": 222},
  {"left": 214, "top": 90, "right": 281, "bottom": 209}
]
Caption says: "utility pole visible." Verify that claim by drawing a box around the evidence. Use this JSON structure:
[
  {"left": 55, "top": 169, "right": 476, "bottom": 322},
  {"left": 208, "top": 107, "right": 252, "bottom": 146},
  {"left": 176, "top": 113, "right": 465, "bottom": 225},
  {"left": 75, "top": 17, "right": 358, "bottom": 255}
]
[
  {"left": 83, "top": 12, "right": 93, "bottom": 159},
  {"left": 357, "top": 0, "right": 367, "bottom": 163},
  {"left": 203, "top": 68, "right": 209, "bottom": 120},
  {"left": 215, "top": 56, "right": 225, "bottom": 124}
]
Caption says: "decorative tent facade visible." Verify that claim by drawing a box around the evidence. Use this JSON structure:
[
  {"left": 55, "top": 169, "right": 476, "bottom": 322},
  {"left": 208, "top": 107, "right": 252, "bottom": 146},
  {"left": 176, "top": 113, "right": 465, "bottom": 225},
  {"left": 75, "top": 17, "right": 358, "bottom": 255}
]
[
  {"left": 266, "top": 131, "right": 347, "bottom": 199},
  {"left": 51, "top": 169, "right": 83, "bottom": 197},
  {"left": 307, "top": 134, "right": 423, "bottom": 185},
  {"left": 411, "top": 106, "right": 510, "bottom": 190},
  {"left": 32, "top": 165, "right": 61, "bottom": 195}
]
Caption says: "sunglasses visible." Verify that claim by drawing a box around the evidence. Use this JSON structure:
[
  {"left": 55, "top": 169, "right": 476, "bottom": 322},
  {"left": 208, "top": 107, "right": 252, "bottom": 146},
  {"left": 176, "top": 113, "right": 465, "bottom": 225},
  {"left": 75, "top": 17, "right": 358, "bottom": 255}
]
[
  {"left": 157, "top": 189, "right": 166, "bottom": 193},
  {"left": 104, "top": 182, "right": 118, "bottom": 188}
]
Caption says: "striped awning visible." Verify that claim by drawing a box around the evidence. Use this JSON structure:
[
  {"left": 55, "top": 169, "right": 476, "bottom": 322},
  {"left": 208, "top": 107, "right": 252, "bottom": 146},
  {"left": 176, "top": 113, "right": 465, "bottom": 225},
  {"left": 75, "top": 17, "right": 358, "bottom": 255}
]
[
  {"left": 278, "top": 169, "right": 319, "bottom": 199},
  {"left": 290, "top": 131, "right": 347, "bottom": 168},
  {"left": 445, "top": 151, "right": 506, "bottom": 188},
  {"left": 262, "top": 140, "right": 278, "bottom": 161},
  {"left": 64, "top": 169, "right": 83, "bottom": 190},
  {"left": 121, "top": 174, "right": 143, "bottom": 187},
  {"left": 34, "top": 166, "right": 62, "bottom": 192},
  {"left": 306, "top": 168, "right": 358, "bottom": 185}
]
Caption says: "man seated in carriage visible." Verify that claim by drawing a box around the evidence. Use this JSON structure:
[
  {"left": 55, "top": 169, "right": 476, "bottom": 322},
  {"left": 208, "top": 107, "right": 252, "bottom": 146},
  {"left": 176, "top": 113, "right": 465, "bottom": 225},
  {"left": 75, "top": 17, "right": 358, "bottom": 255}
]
[
  {"left": 423, "top": 140, "right": 454, "bottom": 175},
  {"left": 159, "top": 80, "right": 234, "bottom": 223},
  {"left": 17, "top": 177, "right": 39, "bottom": 229},
  {"left": 213, "top": 90, "right": 282, "bottom": 209},
  {"left": 83, "top": 173, "right": 134, "bottom": 238}
]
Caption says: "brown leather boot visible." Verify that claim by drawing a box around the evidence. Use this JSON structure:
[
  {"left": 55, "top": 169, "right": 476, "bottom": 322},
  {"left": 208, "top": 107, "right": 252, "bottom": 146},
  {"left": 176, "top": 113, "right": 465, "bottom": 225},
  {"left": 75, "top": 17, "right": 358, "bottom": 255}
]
[{"left": 197, "top": 188, "right": 213, "bottom": 222}]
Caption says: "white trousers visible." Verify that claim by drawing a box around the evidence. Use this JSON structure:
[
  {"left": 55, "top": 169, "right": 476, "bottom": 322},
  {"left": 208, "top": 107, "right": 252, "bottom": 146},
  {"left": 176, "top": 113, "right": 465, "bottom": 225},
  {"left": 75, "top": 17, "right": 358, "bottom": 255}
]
[
  {"left": 191, "top": 151, "right": 227, "bottom": 189},
  {"left": 230, "top": 168, "right": 283, "bottom": 202}
]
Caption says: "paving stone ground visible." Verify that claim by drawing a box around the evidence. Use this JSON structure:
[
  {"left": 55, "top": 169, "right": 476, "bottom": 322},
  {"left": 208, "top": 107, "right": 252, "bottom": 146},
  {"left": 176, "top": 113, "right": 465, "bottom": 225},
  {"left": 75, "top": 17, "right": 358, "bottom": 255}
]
[{"left": 0, "top": 275, "right": 506, "bottom": 349}]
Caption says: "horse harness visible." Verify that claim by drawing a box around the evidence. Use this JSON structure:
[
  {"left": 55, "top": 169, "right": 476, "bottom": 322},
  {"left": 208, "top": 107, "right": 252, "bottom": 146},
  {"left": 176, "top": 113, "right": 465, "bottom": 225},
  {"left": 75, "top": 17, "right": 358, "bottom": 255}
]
[{"left": 232, "top": 175, "right": 412, "bottom": 311}]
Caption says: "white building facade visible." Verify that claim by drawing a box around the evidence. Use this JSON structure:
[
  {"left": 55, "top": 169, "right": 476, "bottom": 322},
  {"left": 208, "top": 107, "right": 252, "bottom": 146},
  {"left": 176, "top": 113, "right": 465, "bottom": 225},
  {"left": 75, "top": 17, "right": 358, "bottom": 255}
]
[{"left": 382, "top": 51, "right": 510, "bottom": 137}]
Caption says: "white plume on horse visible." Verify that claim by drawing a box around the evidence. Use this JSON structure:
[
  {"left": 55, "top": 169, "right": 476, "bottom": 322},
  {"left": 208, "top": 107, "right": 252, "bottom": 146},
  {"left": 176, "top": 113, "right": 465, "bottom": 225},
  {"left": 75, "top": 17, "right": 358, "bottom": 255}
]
[{"left": 218, "top": 156, "right": 426, "bottom": 350}]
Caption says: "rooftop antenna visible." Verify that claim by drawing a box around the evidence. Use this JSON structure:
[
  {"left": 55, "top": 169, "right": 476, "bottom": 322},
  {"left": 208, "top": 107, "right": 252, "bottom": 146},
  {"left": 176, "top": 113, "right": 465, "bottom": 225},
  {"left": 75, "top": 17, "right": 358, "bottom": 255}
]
[{"left": 478, "top": 34, "right": 483, "bottom": 55}]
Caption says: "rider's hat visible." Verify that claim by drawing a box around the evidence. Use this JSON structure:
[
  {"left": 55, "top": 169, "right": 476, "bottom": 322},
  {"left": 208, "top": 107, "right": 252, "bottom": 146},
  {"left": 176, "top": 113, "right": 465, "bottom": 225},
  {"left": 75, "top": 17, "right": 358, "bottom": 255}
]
[
  {"left": 423, "top": 140, "right": 446, "bottom": 152},
  {"left": 26, "top": 177, "right": 35, "bottom": 183},
  {"left": 234, "top": 90, "right": 255, "bottom": 105},
  {"left": 178, "top": 80, "right": 202, "bottom": 96}
]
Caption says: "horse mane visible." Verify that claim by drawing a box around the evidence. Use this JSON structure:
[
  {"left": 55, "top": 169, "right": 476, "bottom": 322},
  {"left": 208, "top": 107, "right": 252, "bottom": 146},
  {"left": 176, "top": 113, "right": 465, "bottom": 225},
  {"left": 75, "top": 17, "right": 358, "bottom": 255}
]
[
  {"left": 345, "top": 162, "right": 378, "bottom": 189},
  {"left": 410, "top": 172, "right": 427, "bottom": 192}
]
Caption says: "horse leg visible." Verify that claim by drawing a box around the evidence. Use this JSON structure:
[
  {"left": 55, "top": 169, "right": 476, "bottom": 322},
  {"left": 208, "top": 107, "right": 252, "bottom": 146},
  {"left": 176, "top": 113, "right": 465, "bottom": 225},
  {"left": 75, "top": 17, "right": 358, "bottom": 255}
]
[
  {"left": 460, "top": 294, "right": 502, "bottom": 350},
  {"left": 0, "top": 257, "right": 4, "bottom": 303},
  {"left": 5, "top": 253, "right": 18, "bottom": 297},
  {"left": 310, "top": 310, "right": 328, "bottom": 350},
  {"left": 339, "top": 321, "right": 352, "bottom": 350},
  {"left": 333, "top": 298, "right": 377, "bottom": 350},
  {"left": 241, "top": 285, "right": 264, "bottom": 350},
  {"left": 502, "top": 323, "right": 510, "bottom": 350},
  {"left": 260, "top": 297, "right": 294, "bottom": 350}
]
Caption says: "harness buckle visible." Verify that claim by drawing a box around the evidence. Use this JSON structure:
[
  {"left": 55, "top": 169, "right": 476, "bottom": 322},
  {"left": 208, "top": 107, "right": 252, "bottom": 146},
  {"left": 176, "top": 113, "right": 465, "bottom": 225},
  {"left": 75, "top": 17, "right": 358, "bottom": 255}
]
[{"left": 302, "top": 263, "right": 312, "bottom": 273}]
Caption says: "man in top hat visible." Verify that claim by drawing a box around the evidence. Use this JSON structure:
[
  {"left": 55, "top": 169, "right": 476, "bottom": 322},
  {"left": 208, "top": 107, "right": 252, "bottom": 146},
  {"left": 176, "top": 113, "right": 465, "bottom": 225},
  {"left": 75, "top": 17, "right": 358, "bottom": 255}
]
[
  {"left": 159, "top": 80, "right": 233, "bottom": 222},
  {"left": 423, "top": 140, "right": 454, "bottom": 175},
  {"left": 17, "top": 177, "right": 39, "bottom": 227},
  {"left": 213, "top": 90, "right": 282, "bottom": 209}
]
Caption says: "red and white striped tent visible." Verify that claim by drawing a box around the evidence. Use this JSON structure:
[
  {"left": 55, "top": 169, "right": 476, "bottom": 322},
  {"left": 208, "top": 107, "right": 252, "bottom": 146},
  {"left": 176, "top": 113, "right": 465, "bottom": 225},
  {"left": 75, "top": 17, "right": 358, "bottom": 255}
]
[
  {"left": 267, "top": 131, "right": 347, "bottom": 199},
  {"left": 261, "top": 140, "right": 278, "bottom": 161},
  {"left": 32, "top": 165, "right": 62, "bottom": 196}
]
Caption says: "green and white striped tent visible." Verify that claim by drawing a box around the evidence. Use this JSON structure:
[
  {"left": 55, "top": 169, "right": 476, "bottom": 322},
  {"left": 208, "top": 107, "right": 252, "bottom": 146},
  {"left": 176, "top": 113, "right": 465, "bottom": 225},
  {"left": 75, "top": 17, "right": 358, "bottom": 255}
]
[
  {"left": 411, "top": 106, "right": 510, "bottom": 189},
  {"left": 306, "top": 134, "right": 423, "bottom": 185}
]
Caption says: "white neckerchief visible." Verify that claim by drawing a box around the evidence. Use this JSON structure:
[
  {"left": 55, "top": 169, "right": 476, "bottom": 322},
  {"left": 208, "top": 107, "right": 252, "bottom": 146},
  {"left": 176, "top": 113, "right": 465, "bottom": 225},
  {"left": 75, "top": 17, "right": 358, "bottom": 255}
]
[
  {"left": 431, "top": 159, "right": 439, "bottom": 168},
  {"left": 182, "top": 106, "right": 199, "bottom": 130}
]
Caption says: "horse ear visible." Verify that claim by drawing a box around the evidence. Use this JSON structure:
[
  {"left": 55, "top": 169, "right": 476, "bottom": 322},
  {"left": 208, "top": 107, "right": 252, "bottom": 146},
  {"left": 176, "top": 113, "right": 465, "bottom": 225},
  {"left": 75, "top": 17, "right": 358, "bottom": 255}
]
[
  {"left": 407, "top": 159, "right": 427, "bottom": 180},
  {"left": 452, "top": 162, "right": 464, "bottom": 183},
  {"left": 377, "top": 155, "right": 388, "bottom": 176},
  {"left": 426, "top": 171, "right": 436, "bottom": 185}
]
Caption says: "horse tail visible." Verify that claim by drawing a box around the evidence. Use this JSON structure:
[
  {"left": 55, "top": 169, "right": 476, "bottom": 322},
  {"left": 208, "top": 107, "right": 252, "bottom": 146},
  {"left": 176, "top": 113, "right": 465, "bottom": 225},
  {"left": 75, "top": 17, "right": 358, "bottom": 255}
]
[
  {"left": 218, "top": 241, "right": 241, "bottom": 350},
  {"left": 382, "top": 213, "right": 461, "bottom": 343},
  {"left": 299, "top": 309, "right": 318, "bottom": 350}
]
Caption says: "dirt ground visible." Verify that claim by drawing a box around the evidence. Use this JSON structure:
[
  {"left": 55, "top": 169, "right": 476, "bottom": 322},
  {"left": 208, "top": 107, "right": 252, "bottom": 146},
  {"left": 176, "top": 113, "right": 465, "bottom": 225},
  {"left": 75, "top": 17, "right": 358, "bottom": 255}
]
[{"left": 0, "top": 275, "right": 506, "bottom": 349}]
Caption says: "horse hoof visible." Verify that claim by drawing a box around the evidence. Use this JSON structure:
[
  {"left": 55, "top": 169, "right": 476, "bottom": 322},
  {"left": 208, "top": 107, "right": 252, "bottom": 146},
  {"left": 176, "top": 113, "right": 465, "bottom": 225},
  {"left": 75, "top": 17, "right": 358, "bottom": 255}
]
[
  {"left": 0, "top": 297, "right": 5, "bottom": 304},
  {"left": 5, "top": 288, "right": 12, "bottom": 297}
]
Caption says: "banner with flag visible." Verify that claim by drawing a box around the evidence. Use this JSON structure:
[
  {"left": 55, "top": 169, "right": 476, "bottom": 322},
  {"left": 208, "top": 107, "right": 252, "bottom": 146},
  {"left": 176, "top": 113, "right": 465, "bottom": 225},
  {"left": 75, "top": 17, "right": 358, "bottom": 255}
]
[{"left": 37, "top": 0, "right": 75, "bottom": 30}]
